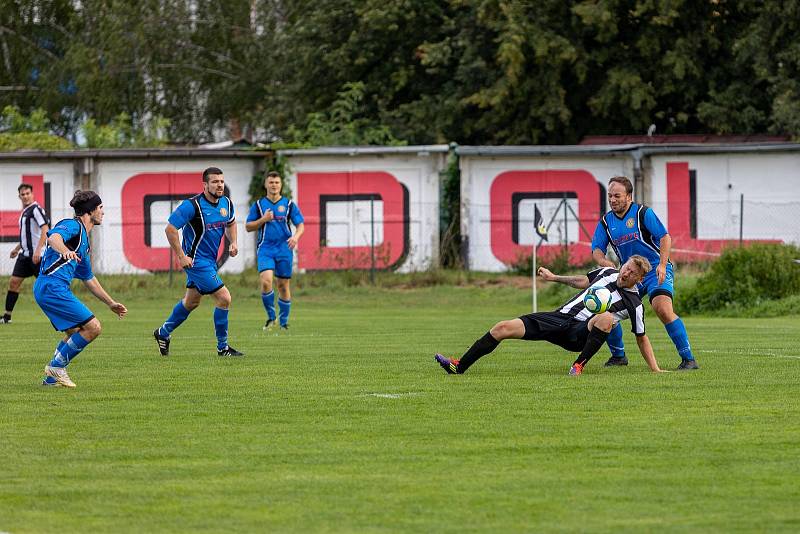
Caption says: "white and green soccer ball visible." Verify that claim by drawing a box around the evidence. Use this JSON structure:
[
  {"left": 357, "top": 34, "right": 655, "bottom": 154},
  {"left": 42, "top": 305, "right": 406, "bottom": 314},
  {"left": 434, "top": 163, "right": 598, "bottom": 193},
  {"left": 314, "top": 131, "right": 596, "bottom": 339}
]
[{"left": 583, "top": 286, "right": 612, "bottom": 314}]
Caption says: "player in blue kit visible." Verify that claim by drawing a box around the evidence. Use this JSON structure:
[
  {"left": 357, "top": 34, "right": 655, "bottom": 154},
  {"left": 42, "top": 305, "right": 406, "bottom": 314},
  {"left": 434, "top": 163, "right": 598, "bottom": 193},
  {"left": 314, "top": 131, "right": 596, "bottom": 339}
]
[
  {"left": 246, "top": 171, "right": 304, "bottom": 330},
  {"left": 35, "top": 190, "right": 128, "bottom": 388},
  {"left": 591, "top": 176, "right": 699, "bottom": 370},
  {"left": 153, "top": 167, "right": 244, "bottom": 357}
]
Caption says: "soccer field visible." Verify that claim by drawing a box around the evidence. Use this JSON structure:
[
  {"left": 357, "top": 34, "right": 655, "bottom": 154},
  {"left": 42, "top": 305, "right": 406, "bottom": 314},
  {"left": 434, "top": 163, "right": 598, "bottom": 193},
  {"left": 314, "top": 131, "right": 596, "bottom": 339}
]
[{"left": 1, "top": 282, "right": 799, "bottom": 533}]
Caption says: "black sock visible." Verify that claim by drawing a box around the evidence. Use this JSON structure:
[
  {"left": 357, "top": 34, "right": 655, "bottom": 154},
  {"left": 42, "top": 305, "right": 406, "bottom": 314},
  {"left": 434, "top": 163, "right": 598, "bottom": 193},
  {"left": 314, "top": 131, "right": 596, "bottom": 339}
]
[
  {"left": 457, "top": 332, "right": 500, "bottom": 373},
  {"left": 574, "top": 327, "right": 610, "bottom": 367},
  {"left": 5, "top": 291, "right": 19, "bottom": 314}
]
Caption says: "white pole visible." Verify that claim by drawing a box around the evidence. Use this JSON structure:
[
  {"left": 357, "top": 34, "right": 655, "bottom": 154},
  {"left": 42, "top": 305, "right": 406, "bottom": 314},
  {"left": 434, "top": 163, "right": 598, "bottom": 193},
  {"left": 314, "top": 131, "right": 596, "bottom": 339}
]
[{"left": 532, "top": 240, "right": 537, "bottom": 313}]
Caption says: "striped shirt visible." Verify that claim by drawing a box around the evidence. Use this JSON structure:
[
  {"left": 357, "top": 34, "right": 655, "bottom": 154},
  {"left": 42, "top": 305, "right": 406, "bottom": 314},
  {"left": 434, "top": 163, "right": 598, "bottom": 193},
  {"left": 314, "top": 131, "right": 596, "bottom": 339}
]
[
  {"left": 18, "top": 201, "right": 49, "bottom": 257},
  {"left": 558, "top": 267, "right": 646, "bottom": 336}
]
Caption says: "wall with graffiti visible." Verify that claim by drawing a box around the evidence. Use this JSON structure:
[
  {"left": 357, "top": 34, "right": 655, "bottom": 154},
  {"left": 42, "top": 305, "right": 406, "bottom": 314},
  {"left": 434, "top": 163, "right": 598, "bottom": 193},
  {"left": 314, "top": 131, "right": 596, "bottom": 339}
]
[
  {"left": 281, "top": 148, "right": 447, "bottom": 272},
  {"left": 460, "top": 150, "right": 799, "bottom": 271},
  {"left": 0, "top": 161, "right": 75, "bottom": 257},
  {"left": 92, "top": 159, "right": 256, "bottom": 273},
  {"left": 460, "top": 154, "right": 633, "bottom": 271},
  {"left": 2, "top": 146, "right": 799, "bottom": 275}
]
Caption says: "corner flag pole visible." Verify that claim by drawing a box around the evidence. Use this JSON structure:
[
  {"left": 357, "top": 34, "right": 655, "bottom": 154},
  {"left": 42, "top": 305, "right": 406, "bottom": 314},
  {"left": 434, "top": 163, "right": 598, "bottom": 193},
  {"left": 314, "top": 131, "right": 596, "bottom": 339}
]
[
  {"left": 532, "top": 203, "right": 548, "bottom": 313},
  {"left": 532, "top": 238, "right": 538, "bottom": 312}
]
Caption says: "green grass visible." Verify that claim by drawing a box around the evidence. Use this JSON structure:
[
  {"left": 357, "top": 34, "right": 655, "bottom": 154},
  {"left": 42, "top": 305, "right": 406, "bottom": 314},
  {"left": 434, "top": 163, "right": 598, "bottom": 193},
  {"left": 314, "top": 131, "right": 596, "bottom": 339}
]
[{"left": 1, "top": 279, "right": 799, "bottom": 533}]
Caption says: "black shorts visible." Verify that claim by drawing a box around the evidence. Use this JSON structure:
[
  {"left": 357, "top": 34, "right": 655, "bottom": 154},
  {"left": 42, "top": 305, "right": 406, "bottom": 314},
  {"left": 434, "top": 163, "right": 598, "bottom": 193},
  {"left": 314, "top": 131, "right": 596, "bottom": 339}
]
[
  {"left": 12, "top": 254, "right": 39, "bottom": 278},
  {"left": 518, "top": 311, "right": 590, "bottom": 353}
]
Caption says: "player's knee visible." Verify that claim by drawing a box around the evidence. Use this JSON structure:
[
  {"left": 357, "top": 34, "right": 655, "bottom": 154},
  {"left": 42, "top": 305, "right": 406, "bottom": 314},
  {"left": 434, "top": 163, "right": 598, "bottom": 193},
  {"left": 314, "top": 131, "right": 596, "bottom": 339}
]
[
  {"left": 277, "top": 283, "right": 290, "bottom": 299},
  {"left": 653, "top": 305, "right": 676, "bottom": 324},
  {"left": 215, "top": 290, "right": 232, "bottom": 309},
  {"left": 183, "top": 298, "right": 200, "bottom": 311},
  {"left": 8, "top": 278, "right": 22, "bottom": 292},
  {"left": 490, "top": 321, "right": 512, "bottom": 339},
  {"left": 597, "top": 317, "right": 614, "bottom": 332},
  {"left": 83, "top": 318, "right": 102, "bottom": 339},
  {"left": 590, "top": 314, "right": 614, "bottom": 332}
]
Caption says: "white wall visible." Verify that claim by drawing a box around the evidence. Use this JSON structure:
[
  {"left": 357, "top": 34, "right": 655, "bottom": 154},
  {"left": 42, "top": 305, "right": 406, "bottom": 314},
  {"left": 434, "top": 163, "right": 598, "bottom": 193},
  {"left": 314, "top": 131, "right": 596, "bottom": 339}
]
[
  {"left": 283, "top": 152, "right": 445, "bottom": 272},
  {"left": 94, "top": 158, "right": 257, "bottom": 274}
]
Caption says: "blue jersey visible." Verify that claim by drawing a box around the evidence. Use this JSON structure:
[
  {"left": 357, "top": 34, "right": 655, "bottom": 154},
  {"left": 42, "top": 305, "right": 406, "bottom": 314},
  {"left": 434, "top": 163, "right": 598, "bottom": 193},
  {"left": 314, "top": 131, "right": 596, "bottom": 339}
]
[
  {"left": 168, "top": 194, "right": 235, "bottom": 268},
  {"left": 247, "top": 196, "right": 304, "bottom": 251},
  {"left": 38, "top": 218, "right": 94, "bottom": 285},
  {"left": 591, "top": 203, "right": 668, "bottom": 271}
]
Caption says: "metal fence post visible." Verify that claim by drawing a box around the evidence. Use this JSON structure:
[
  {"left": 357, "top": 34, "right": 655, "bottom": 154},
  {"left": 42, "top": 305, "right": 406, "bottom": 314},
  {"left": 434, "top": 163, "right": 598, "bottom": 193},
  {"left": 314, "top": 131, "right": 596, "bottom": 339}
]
[
  {"left": 370, "top": 196, "right": 375, "bottom": 285},
  {"left": 739, "top": 193, "right": 744, "bottom": 246}
]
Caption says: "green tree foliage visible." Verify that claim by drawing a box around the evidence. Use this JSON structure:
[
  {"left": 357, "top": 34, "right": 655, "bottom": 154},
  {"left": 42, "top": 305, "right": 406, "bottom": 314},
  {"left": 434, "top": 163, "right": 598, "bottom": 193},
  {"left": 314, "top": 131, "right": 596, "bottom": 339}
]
[
  {"left": 1, "top": 1, "right": 799, "bottom": 144},
  {"left": 81, "top": 113, "right": 169, "bottom": 148},
  {"left": 288, "top": 82, "right": 406, "bottom": 146},
  {"left": 0, "top": 106, "right": 72, "bottom": 150}
]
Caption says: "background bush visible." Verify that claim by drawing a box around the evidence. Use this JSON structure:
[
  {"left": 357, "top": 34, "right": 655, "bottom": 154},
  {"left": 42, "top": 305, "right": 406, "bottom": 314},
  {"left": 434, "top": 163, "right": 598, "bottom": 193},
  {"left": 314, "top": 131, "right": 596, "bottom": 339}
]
[{"left": 681, "top": 243, "right": 800, "bottom": 313}]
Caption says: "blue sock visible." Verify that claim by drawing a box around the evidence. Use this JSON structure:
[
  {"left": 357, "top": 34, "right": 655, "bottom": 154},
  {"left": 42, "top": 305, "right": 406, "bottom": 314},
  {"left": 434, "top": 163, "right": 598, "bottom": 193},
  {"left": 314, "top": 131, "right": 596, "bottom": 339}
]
[
  {"left": 262, "top": 291, "right": 276, "bottom": 321},
  {"left": 665, "top": 317, "right": 694, "bottom": 361},
  {"left": 214, "top": 307, "right": 229, "bottom": 350},
  {"left": 49, "top": 341, "right": 69, "bottom": 368},
  {"left": 278, "top": 298, "right": 291, "bottom": 327},
  {"left": 160, "top": 300, "right": 191, "bottom": 337},
  {"left": 49, "top": 333, "right": 90, "bottom": 368},
  {"left": 606, "top": 322, "right": 625, "bottom": 357}
]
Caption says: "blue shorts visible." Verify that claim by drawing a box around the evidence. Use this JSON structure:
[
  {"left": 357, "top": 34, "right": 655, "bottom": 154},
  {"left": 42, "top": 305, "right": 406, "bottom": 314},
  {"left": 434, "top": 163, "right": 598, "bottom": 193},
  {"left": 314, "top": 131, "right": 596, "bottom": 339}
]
[
  {"left": 185, "top": 263, "right": 225, "bottom": 295},
  {"left": 638, "top": 263, "right": 674, "bottom": 301},
  {"left": 34, "top": 278, "right": 95, "bottom": 331},
  {"left": 257, "top": 247, "right": 293, "bottom": 279}
]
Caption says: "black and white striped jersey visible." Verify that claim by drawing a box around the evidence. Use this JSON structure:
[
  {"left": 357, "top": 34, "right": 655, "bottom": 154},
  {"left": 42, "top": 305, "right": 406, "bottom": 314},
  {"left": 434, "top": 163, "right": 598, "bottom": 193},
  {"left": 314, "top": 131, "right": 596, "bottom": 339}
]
[
  {"left": 557, "top": 267, "right": 646, "bottom": 336},
  {"left": 18, "top": 201, "right": 49, "bottom": 257}
]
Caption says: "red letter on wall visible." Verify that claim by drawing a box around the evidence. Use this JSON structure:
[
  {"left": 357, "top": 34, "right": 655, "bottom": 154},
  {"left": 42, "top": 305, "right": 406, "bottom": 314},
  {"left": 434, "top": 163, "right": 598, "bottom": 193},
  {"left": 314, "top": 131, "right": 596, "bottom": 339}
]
[
  {"left": 1, "top": 175, "right": 47, "bottom": 242},
  {"left": 489, "top": 170, "right": 604, "bottom": 265},
  {"left": 121, "top": 172, "right": 228, "bottom": 271},
  {"left": 296, "top": 171, "right": 408, "bottom": 270}
]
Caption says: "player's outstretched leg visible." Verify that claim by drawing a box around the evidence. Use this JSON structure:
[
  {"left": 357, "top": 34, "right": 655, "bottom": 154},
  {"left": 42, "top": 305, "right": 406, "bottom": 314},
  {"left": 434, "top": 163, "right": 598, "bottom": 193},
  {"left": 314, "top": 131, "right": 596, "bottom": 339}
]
[
  {"left": 435, "top": 331, "right": 501, "bottom": 375},
  {"left": 603, "top": 323, "right": 628, "bottom": 367}
]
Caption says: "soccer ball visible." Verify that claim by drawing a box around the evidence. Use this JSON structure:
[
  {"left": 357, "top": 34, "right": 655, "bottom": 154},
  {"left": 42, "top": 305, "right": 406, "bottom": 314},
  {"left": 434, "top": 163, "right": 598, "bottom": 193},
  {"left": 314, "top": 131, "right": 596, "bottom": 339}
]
[{"left": 583, "top": 286, "right": 612, "bottom": 314}]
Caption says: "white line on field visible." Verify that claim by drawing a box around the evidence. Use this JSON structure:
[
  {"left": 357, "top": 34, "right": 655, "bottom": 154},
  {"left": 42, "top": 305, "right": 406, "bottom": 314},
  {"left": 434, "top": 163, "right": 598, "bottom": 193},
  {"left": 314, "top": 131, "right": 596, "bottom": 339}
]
[{"left": 359, "top": 392, "right": 422, "bottom": 399}]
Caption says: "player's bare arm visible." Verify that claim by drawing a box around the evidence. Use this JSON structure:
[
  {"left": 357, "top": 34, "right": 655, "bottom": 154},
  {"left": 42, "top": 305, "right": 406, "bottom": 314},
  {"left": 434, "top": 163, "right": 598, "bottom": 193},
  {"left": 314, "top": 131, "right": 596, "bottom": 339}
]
[
  {"left": 657, "top": 234, "right": 672, "bottom": 284},
  {"left": 592, "top": 248, "right": 617, "bottom": 268},
  {"left": 47, "top": 233, "right": 80, "bottom": 261},
  {"left": 226, "top": 220, "right": 238, "bottom": 257},
  {"left": 537, "top": 267, "right": 589, "bottom": 289},
  {"left": 83, "top": 277, "right": 127, "bottom": 318},
  {"left": 33, "top": 223, "right": 49, "bottom": 263},
  {"left": 287, "top": 222, "right": 305, "bottom": 250},
  {"left": 165, "top": 223, "right": 193, "bottom": 268},
  {"left": 9, "top": 243, "right": 21, "bottom": 259},
  {"left": 636, "top": 334, "right": 665, "bottom": 372}
]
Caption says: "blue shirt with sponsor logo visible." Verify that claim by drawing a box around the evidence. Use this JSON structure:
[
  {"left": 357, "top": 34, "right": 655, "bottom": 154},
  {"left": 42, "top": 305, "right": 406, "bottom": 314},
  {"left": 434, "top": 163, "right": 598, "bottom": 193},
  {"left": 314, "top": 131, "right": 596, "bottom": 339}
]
[
  {"left": 591, "top": 203, "right": 668, "bottom": 271},
  {"left": 168, "top": 193, "right": 235, "bottom": 267},
  {"left": 246, "top": 196, "right": 304, "bottom": 252},
  {"left": 38, "top": 218, "right": 93, "bottom": 284}
]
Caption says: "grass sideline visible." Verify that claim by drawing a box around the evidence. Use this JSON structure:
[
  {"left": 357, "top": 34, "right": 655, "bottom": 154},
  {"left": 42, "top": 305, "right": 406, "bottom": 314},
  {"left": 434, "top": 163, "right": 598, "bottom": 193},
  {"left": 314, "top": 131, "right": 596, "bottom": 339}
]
[{"left": 1, "top": 278, "right": 799, "bottom": 532}]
